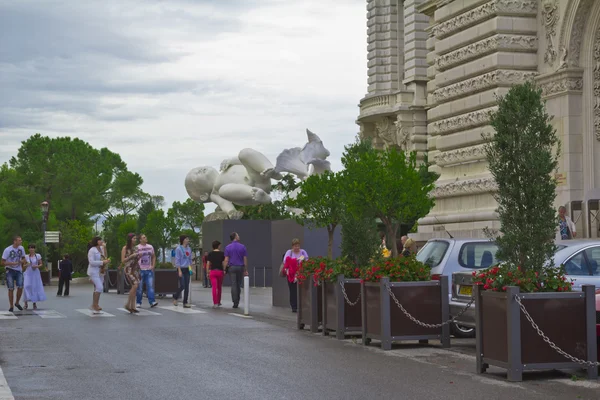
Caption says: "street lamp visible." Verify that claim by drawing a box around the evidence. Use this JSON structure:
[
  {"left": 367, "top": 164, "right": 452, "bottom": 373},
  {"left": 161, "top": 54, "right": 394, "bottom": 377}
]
[{"left": 40, "top": 201, "right": 49, "bottom": 272}]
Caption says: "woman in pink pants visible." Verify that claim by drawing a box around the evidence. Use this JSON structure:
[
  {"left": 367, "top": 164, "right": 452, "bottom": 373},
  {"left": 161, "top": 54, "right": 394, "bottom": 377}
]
[{"left": 206, "top": 240, "right": 225, "bottom": 308}]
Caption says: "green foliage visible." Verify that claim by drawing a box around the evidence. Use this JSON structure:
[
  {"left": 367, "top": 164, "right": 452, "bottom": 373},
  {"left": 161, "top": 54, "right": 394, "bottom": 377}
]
[
  {"left": 472, "top": 264, "right": 572, "bottom": 292},
  {"left": 341, "top": 214, "right": 380, "bottom": 267},
  {"left": 361, "top": 256, "right": 431, "bottom": 283},
  {"left": 145, "top": 209, "right": 177, "bottom": 262},
  {"left": 485, "top": 81, "right": 560, "bottom": 272},
  {"left": 170, "top": 198, "right": 205, "bottom": 232},
  {"left": 137, "top": 200, "right": 156, "bottom": 232},
  {"left": 103, "top": 170, "right": 149, "bottom": 219},
  {"left": 58, "top": 220, "right": 93, "bottom": 272},
  {"left": 341, "top": 139, "right": 435, "bottom": 257},
  {"left": 157, "top": 262, "right": 175, "bottom": 269},
  {"left": 238, "top": 202, "right": 291, "bottom": 220},
  {"left": 288, "top": 170, "right": 343, "bottom": 258}
]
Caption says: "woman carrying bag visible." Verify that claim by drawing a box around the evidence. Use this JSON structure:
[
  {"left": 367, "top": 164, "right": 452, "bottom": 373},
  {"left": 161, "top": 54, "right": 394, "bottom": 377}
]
[{"left": 280, "top": 238, "right": 308, "bottom": 313}]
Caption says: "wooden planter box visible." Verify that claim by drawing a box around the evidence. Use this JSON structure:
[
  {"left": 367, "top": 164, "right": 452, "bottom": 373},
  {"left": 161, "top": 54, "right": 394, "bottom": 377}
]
[
  {"left": 361, "top": 277, "right": 450, "bottom": 350},
  {"left": 117, "top": 270, "right": 132, "bottom": 294},
  {"left": 297, "top": 275, "right": 322, "bottom": 333},
  {"left": 103, "top": 270, "right": 119, "bottom": 293},
  {"left": 322, "top": 275, "right": 362, "bottom": 339},
  {"left": 40, "top": 271, "right": 51, "bottom": 286},
  {"left": 475, "top": 285, "right": 598, "bottom": 382},
  {"left": 154, "top": 269, "right": 179, "bottom": 296}
]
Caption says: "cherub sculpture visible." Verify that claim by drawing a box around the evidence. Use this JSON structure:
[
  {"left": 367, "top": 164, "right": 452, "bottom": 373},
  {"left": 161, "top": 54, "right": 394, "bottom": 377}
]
[{"left": 184, "top": 129, "right": 331, "bottom": 220}]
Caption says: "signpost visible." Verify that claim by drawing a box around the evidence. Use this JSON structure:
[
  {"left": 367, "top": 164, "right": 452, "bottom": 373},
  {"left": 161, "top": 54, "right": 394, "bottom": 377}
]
[{"left": 44, "top": 231, "right": 60, "bottom": 244}]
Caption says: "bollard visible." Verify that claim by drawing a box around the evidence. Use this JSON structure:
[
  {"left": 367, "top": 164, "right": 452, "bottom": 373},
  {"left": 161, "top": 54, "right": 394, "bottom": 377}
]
[{"left": 244, "top": 275, "right": 250, "bottom": 316}]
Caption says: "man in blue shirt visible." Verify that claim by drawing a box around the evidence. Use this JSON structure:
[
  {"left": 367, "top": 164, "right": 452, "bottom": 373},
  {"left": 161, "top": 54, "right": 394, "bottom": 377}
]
[{"left": 223, "top": 232, "right": 248, "bottom": 309}]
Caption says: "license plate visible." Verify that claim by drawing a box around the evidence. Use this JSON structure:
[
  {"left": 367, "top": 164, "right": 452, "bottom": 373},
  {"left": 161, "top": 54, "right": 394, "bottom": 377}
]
[{"left": 459, "top": 285, "right": 472, "bottom": 296}]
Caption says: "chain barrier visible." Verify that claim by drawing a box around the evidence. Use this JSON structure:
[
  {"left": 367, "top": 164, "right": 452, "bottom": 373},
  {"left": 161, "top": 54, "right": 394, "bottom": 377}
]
[
  {"left": 339, "top": 281, "right": 361, "bottom": 306},
  {"left": 514, "top": 295, "right": 600, "bottom": 368},
  {"left": 385, "top": 283, "right": 475, "bottom": 329},
  {"left": 104, "top": 269, "right": 118, "bottom": 287}
]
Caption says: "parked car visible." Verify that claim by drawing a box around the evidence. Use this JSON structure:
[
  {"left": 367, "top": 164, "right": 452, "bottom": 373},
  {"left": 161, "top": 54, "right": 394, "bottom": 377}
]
[
  {"left": 415, "top": 238, "right": 499, "bottom": 338},
  {"left": 451, "top": 239, "right": 600, "bottom": 331}
]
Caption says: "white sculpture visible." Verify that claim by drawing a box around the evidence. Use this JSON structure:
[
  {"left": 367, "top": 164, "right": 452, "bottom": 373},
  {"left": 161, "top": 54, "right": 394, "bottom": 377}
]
[{"left": 185, "top": 129, "right": 331, "bottom": 220}]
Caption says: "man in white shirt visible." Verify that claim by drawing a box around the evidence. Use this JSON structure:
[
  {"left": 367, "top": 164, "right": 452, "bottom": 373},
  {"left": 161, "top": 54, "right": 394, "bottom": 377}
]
[{"left": 2, "top": 236, "right": 26, "bottom": 312}]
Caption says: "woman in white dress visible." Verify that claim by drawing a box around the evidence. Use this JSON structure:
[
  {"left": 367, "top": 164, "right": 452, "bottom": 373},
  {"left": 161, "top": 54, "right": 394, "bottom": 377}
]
[
  {"left": 87, "top": 236, "right": 110, "bottom": 313},
  {"left": 23, "top": 244, "right": 47, "bottom": 310}
]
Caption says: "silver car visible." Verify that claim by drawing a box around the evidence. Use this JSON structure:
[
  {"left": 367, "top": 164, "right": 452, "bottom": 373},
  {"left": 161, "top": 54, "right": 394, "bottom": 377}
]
[
  {"left": 416, "top": 238, "right": 499, "bottom": 338},
  {"left": 451, "top": 239, "right": 600, "bottom": 329}
]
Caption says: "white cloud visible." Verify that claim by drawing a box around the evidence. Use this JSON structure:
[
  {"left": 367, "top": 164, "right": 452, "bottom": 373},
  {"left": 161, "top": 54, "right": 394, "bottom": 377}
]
[{"left": 0, "top": 0, "right": 367, "bottom": 213}]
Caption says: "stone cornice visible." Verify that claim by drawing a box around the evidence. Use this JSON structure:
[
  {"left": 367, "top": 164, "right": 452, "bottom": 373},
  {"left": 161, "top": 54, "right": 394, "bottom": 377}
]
[
  {"left": 432, "top": 0, "right": 537, "bottom": 39},
  {"left": 535, "top": 68, "right": 584, "bottom": 98},
  {"left": 434, "top": 144, "right": 487, "bottom": 167},
  {"left": 436, "top": 34, "right": 538, "bottom": 71},
  {"left": 433, "top": 70, "right": 538, "bottom": 104},
  {"left": 431, "top": 107, "right": 497, "bottom": 136},
  {"left": 431, "top": 177, "right": 497, "bottom": 199}
]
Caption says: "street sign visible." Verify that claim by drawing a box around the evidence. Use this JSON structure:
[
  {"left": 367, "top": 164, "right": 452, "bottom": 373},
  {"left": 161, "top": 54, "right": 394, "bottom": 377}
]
[{"left": 44, "top": 231, "right": 60, "bottom": 243}]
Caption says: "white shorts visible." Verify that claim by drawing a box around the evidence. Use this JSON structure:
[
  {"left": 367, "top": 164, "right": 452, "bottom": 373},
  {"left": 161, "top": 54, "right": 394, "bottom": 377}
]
[{"left": 87, "top": 268, "right": 103, "bottom": 293}]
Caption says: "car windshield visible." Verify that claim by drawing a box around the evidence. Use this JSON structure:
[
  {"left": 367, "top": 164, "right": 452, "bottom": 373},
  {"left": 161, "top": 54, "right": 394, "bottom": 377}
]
[
  {"left": 458, "top": 242, "right": 499, "bottom": 269},
  {"left": 416, "top": 241, "right": 449, "bottom": 268}
]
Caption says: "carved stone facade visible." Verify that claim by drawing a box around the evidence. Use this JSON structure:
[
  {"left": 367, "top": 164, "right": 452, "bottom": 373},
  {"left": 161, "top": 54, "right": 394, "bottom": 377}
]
[{"left": 357, "top": 0, "right": 600, "bottom": 240}]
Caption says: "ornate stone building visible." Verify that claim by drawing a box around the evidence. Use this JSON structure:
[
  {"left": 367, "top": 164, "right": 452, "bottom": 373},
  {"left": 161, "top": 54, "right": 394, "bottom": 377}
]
[{"left": 357, "top": 0, "right": 600, "bottom": 240}]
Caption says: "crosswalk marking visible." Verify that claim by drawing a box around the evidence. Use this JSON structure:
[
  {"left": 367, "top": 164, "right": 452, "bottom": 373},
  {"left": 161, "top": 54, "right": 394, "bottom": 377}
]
[
  {"left": 0, "top": 365, "right": 14, "bottom": 400},
  {"left": 33, "top": 310, "right": 66, "bottom": 319},
  {"left": 117, "top": 308, "right": 161, "bottom": 316},
  {"left": 228, "top": 313, "right": 253, "bottom": 319},
  {"left": 75, "top": 309, "right": 115, "bottom": 317},
  {"left": 158, "top": 305, "right": 206, "bottom": 314},
  {"left": 0, "top": 311, "right": 17, "bottom": 320}
]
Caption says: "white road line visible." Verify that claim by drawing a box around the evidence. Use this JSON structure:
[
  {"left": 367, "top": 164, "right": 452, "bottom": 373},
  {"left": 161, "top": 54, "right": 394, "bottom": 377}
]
[
  {"left": 0, "top": 312, "right": 17, "bottom": 320},
  {"left": 0, "top": 366, "right": 14, "bottom": 400},
  {"left": 117, "top": 308, "right": 161, "bottom": 316},
  {"left": 158, "top": 306, "right": 206, "bottom": 314},
  {"left": 33, "top": 310, "right": 66, "bottom": 319},
  {"left": 75, "top": 309, "right": 115, "bottom": 317},
  {"left": 228, "top": 313, "right": 253, "bottom": 319}
]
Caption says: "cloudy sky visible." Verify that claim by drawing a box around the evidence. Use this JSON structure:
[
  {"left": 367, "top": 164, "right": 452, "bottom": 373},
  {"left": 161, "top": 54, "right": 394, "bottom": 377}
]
[{"left": 0, "top": 0, "right": 367, "bottom": 212}]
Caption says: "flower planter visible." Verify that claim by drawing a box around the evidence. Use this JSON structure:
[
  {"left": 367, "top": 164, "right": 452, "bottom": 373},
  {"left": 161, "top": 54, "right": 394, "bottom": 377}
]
[
  {"left": 475, "top": 285, "right": 598, "bottom": 382},
  {"left": 361, "top": 277, "right": 450, "bottom": 350},
  {"left": 153, "top": 269, "right": 179, "bottom": 296},
  {"left": 40, "top": 271, "right": 51, "bottom": 286},
  {"left": 297, "top": 275, "right": 322, "bottom": 333},
  {"left": 117, "top": 270, "right": 132, "bottom": 294},
  {"left": 322, "top": 275, "right": 362, "bottom": 339},
  {"left": 103, "top": 269, "right": 119, "bottom": 293}
]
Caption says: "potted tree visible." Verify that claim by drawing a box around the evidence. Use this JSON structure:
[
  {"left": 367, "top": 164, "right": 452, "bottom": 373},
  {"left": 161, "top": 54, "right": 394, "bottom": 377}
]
[
  {"left": 361, "top": 256, "right": 451, "bottom": 350},
  {"left": 296, "top": 257, "right": 325, "bottom": 332},
  {"left": 320, "top": 258, "right": 363, "bottom": 339},
  {"left": 475, "top": 81, "right": 598, "bottom": 381}
]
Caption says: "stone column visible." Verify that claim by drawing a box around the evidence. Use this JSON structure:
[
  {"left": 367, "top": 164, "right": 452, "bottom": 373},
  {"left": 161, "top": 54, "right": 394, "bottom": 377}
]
[{"left": 367, "top": 0, "right": 402, "bottom": 94}]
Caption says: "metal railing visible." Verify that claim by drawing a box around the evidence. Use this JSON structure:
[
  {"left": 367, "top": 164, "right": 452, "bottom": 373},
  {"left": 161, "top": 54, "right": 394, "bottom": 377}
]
[{"left": 252, "top": 267, "right": 272, "bottom": 288}]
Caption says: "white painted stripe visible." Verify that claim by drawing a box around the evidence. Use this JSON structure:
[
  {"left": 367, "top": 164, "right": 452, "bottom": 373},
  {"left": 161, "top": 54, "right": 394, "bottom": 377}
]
[
  {"left": 228, "top": 313, "right": 253, "bottom": 319},
  {"left": 33, "top": 310, "right": 66, "bottom": 319},
  {"left": 117, "top": 308, "right": 161, "bottom": 316},
  {"left": 75, "top": 309, "right": 115, "bottom": 317},
  {"left": 158, "top": 306, "right": 206, "bottom": 314},
  {"left": 0, "top": 365, "right": 14, "bottom": 400},
  {"left": 0, "top": 312, "right": 17, "bottom": 320}
]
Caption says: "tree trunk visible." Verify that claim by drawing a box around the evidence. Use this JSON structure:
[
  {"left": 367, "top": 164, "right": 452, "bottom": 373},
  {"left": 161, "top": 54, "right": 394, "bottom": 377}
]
[
  {"left": 327, "top": 224, "right": 336, "bottom": 259},
  {"left": 386, "top": 222, "right": 399, "bottom": 258}
]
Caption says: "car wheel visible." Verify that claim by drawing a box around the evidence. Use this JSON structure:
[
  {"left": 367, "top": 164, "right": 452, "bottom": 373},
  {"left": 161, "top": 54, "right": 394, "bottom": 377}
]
[{"left": 451, "top": 322, "right": 475, "bottom": 338}]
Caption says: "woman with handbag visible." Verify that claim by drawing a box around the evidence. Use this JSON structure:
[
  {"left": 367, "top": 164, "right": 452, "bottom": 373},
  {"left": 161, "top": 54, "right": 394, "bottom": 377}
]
[{"left": 281, "top": 238, "right": 308, "bottom": 313}]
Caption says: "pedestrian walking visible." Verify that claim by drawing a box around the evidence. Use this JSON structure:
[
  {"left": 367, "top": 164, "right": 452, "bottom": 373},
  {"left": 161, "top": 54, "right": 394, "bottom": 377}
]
[
  {"left": 557, "top": 205, "right": 577, "bottom": 240},
  {"left": 87, "top": 236, "right": 110, "bottom": 313},
  {"left": 281, "top": 238, "right": 308, "bottom": 313},
  {"left": 121, "top": 233, "right": 140, "bottom": 314},
  {"left": 57, "top": 254, "right": 72, "bottom": 296},
  {"left": 2, "top": 236, "right": 26, "bottom": 312},
  {"left": 223, "top": 232, "right": 248, "bottom": 309},
  {"left": 173, "top": 235, "right": 193, "bottom": 308},
  {"left": 136, "top": 234, "right": 158, "bottom": 308},
  {"left": 23, "top": 244, "right": 46, "bottom": 310},
  {"left": 206, "top": 241, "right": 225, "bottom": 308}
]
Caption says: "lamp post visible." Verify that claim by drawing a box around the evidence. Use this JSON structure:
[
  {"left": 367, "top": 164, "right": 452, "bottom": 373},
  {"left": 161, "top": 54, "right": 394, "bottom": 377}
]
[{"left": 40, "top": 201, "right": 49, "bottom": 273}]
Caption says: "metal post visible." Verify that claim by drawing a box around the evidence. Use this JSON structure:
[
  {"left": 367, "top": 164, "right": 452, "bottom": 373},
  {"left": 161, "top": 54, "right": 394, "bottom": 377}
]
[
  {"left": 252, "top": 267, "right": 256, "bottom": 288},
  {"left": 583, "top": 284, "right": 598, "bottom": 380},
  {"left": 336, "top": 275, "right": 345, "bottom": 340},
  {"left": 506, "top": 286, "right": 523, "bottom": 382},
  {"left": 263, "top": 267, "right": 266, "bottom": 288},
  {"left": 440, "top": 275, "right": 450, "bottom": 348},
  {"left": 474, "top": 285, "right": 487, "bottom": 373},
  {"left": 243, "top": 275, "right": 249, "bottom": 316},
  {"left": 361, "top": 281, "right": 368, "bottom": 346},
  {"left": 322, "top": 281, "right": 328, "bottom": 337},
  {"left": 310, "top": 277, "right": 318, "bottom": 333},
  {"left": 380, "top": 277, "right": 392, "bottom": 350}
]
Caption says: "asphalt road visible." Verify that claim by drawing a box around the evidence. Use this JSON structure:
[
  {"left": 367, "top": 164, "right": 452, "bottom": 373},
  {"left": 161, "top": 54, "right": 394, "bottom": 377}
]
[{"left": 0, "top": 284, "right": 598, "bottom": 400}]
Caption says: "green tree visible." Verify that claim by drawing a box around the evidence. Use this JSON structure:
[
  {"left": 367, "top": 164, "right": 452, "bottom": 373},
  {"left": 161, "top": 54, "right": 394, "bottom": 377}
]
[
  {"left": 341, "top": 139, "right": 435, "bottom": 257},
  {"left": 145, "top": 209, "right": 177, "bottom": 262},
  {"left": 58, "top": 220, "right": 93, "bottom": 272},
  {"left": 341, "top": 214, "right": 380, "bottom": 267},
  {"left": 171, "top": 199, "right": 205, "bottom": 233},
  {"left": 137, "top": 200, "right": 156, "bottom": 233},
  {"left": 485, "top": 81, "right": 560, "bottom": 271},
  {"left": 288, "top": 170, "right": 343, "bottom": 258},
  {"left": 103, "top": 170, "right": 149, "bottom": 220}
]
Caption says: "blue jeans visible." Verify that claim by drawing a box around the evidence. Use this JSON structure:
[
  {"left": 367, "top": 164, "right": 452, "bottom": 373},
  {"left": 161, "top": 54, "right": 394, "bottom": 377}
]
[
  {"left": 174, "top": 268, "right": 191, "bottom": 304},
  {"left": 136, "top": 270, "right": 156, "bottom": 305},
  {"left": 6, "top": 269, "right": 23, "bottom": 290}
]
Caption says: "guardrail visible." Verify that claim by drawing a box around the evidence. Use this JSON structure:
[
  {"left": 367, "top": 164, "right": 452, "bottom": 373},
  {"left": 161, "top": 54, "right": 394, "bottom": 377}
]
[{"left": 252, "top": 267, "right": 272, "bottom": 288}]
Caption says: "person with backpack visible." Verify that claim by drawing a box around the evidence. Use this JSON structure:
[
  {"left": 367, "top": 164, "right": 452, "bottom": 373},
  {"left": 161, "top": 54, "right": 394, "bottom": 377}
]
[{"left": 173, "top": 235, "right": 193, "bottom": 308}]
